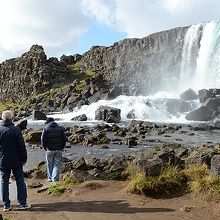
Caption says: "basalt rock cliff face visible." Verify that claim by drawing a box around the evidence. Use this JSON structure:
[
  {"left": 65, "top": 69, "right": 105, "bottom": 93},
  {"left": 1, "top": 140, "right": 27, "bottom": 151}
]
[
  {"left": 0, "top": 45, "right": 73, "bottom": 102},
  {"left": 80, "top": 26, "right": 189, "bottom": 95},
  {"left": 0, "top": 26, "right": 189, "bottom": 108}
]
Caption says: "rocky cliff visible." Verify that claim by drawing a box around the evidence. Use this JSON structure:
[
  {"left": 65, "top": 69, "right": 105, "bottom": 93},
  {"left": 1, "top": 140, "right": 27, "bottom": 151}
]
[
  {"left": 80, "top": 26, "right": 189, "bottom": 95},
  {"left": 0, "top": 45, "right": 73, "bottom": 102},
  {"left": 0, "top": 26, "right": 189, "bottom": 107}
]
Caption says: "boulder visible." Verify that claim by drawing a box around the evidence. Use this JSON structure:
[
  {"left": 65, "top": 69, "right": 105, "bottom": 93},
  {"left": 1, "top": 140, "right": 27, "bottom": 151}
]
[
  {"left": 95, "top": 106, "right": 121, "bottom": 123},
  {"left": 186, "top": 97, "right": 220, "bottom": 121},
  {"left": 211, "top": 155, "right": 220, "bottom": 177},
  {"left": 32, "top": 110, "right": 47, "bottom": 120},
  {"left": 71, "top": 114, "right": 87, "bottom": 121},
  {"left": 180, "top": 88, "right": 198, "bottom": 101},
  {"left": 25, "top": 130, "right": 42, "bottom": 143},
  {"left": 165, "top": 99, "right": 192, "bottom": 115},
  {"left": 16, "top": 119, "right": 27, "bottom": 130},
  {"left": 133, "top": 159, "right": 164, "bottom": 176},
  {"left": 198, "top": 89, "right": 212, "bottom": 103}
]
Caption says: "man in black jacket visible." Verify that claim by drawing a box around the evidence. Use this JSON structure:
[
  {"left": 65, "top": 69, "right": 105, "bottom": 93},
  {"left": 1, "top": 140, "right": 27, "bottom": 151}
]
[
  {"left": 0, "top": 110, "right": 31, "bottom": 211},
  {"left": 41, "top": 117, "right": 67, "bottom": 182}
]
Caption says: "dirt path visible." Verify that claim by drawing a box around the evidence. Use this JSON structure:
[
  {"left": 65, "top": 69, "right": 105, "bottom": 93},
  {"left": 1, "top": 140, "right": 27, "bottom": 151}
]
[{"left": 3, "top": 180, "right": 220, "bottom": 220}]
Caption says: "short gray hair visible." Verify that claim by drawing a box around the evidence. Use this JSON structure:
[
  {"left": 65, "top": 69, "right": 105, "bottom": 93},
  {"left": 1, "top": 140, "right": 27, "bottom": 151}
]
[{"left": 2, "top": 110, "right": 13, "bottom": 121}]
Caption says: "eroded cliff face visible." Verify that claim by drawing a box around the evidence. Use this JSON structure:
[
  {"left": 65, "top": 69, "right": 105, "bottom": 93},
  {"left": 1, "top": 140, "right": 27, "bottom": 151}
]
[
  {"left": 0, "top": 26, "right": 189, "bottom": 104},
  {"left": 0, "top": 45, "right": 73, "bottom": 102},
  {"left": 80, "top": 26, "right": 189, "bottom": 95}
]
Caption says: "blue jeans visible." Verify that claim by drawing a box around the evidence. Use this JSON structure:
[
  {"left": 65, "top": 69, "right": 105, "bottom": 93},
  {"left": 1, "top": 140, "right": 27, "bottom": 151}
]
[
  {"left": 46, "top": 150, "right": 62, "bottom": 182},
  {"left": 0, "top": 166, "right": 27, "bottom": 208}
]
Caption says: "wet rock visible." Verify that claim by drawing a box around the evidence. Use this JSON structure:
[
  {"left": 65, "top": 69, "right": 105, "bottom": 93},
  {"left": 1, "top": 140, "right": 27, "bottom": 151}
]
[
  {"left": 198, "top": 89, "right": 212, "bottom": 103},
  {"left": 127, "top": 110, "right": 136, "bottom": 119},
  {"left": 180, "top": 88, "right": 198, "bottom": 101},
  {"left": 165, "top": 99, "right": 192, "bottom": 115},
  {"left": 95, "top": 106, "right": 121, "bottom": 123},
  {"left": 32, "top": 110, "right": 47, "bottom": 120},
  {"left": 16, "top": 119, "right": 27, "bottom": 130},
  {"left": 125, "top": 137, "right": 138, "bottom": 148},
  {"left": 25, "top": 130, "right": 42, "bottom": 144},
  {"left": 71, "top": 114, "right": 87, "bottom": 121}
]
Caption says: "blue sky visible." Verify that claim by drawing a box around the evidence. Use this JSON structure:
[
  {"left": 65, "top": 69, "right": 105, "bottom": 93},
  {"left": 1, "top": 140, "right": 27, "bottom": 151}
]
[
  {"left": 0, "top": 0, "right": 220, "bottom": 62},
  {"left": 65, "top": 23, "right": 126, "bottom": 56}
]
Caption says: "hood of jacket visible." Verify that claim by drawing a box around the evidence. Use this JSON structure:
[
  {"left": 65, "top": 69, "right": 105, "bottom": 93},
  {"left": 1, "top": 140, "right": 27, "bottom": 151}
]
[{"left": 45, "top": 121, "right": 58, "bottom": 129}]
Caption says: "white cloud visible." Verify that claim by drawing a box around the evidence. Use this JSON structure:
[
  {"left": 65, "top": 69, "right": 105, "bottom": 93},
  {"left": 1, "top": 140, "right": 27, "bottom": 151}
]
[
  {"left": 0, "top": 0, "right": 91, "bottom": 62},
  {"left": 82, "top": 0, "right": 220, "bottom": 37},
  {"left": 1, "top": 0, "right": 220, "bottom": 62}
]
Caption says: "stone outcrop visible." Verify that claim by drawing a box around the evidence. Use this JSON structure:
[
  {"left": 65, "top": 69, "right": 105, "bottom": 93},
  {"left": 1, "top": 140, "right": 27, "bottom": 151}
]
[{"left": 0, "top": 45, "right": 73, "bottom": 103}]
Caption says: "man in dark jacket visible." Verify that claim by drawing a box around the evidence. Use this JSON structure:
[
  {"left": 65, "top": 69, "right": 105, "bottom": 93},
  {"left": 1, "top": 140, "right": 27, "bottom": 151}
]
[
  {"left": 0, "top": 110, "right": 31, "bottom": 211},
  {"left": 41, "top": 117, "right": 67, "bottom": 182}
]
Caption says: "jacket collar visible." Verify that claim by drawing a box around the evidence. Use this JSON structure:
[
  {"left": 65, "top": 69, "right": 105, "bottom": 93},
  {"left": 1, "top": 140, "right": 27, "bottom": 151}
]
[{"left": 0, "top": 119, "right": 14, "bottom": 127}]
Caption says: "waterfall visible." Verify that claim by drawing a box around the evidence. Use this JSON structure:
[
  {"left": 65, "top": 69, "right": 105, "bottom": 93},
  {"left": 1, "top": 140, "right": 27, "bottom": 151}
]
[
  {"left": 180, "top": 21, "right": 220, "bottom": 92},
  {"left": 192, "top": 21, "right": 220, "bottom": 90},
  {"left": 179, "top": 23, "right": 204, "bottom": 92}
]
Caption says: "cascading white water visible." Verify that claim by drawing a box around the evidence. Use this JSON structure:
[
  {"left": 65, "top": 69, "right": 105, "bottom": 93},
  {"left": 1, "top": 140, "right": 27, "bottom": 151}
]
[
  {"left": 49, "top": 93, "right": 189, "bottom": 123},
  {"left": 47, "top": 21, "right": 220, "bottom": 123},
  {"left": 191, "top": 21, "right": 220, "bottom": 90},
  {"left": 179, "top": 23, "right": 204, "bottom": 92}
]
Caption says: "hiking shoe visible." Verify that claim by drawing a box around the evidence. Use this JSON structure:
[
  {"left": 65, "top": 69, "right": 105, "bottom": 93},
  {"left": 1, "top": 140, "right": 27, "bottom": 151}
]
[
  {"left": 3, "top": 206, "right": 12, "bottom": 212},
  {"left": 18, "top": 204, "right": 31, "bottom": 210}
]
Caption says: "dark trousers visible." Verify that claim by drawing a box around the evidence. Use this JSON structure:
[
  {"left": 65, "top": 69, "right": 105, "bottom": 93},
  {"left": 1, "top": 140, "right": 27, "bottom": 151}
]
[{"left": 0, "top": 166, "right": 27, "bottom": 208}]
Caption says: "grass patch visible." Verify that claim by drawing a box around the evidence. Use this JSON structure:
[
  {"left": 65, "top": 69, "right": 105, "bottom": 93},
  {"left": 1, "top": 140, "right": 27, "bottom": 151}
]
[
  {"left": 75, "top": 80, "right": 86, "bottom": 92},
  {"left": 125, "top": 166, "right": 186, "bottom": 197},
  {"left": 3, "top": 216, "right": 10, "bottom": 220},
  {"left": 183, "top": 164, "right": 209, "bottom": 181},
  {"left": 184, "top": 164, "right": 220, "bottom": 197},
  {"left": 63, "top": 174, "right": 80, "bottom": 185},
  {"left": 124, "top": 161, "right": 141, "bottom": 179},
  {"left": 85, "top": 70, "right": 96, "bottom": 78},
  {"left": 0, "top": 102, "right": 25, "bottom": 112},
  {"left": 70, "top": 61, "right": 81, "bottom": 72},
  {"left": 47, "top": 183, "right": 66, "bottom": 196},
  {"left": 190, "top": 176, "right": 220, "bottom": 196},
  {"left": 106, "top": 171, "right": 122, "bottom": 180}
]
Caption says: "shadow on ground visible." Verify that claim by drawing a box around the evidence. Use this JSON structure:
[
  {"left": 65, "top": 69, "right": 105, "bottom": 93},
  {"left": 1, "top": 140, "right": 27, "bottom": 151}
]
[{"left": 31, "top": 200, "right": 175, "bottom": 214}]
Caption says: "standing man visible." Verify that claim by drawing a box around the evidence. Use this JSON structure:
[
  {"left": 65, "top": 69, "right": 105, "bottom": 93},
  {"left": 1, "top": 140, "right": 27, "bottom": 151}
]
[
  {"left": 41, "top": 117, "right": 67, "bottom": 182},
  {"left": 0, "top": 110, "right": 31, "bottom": 211}
]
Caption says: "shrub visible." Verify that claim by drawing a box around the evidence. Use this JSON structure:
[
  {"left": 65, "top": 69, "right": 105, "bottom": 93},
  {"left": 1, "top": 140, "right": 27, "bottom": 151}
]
[
  {"left": 124, "top": 161, "right": 141, "bottom": 179},
  {"left": 183, "top": 164, "right": 209, "bottom": 181},
  {"left": 106, "top": 171, "right": 122, "bottom": 180},
  {"left": 125, "top": 166, "right": 186, "bottom": 196},
  {"left": 47, "top": 184, "right": 65, "bottom": 196},
  {"left": 190, "top": 176, "right": 220, "bottom": 196}
]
